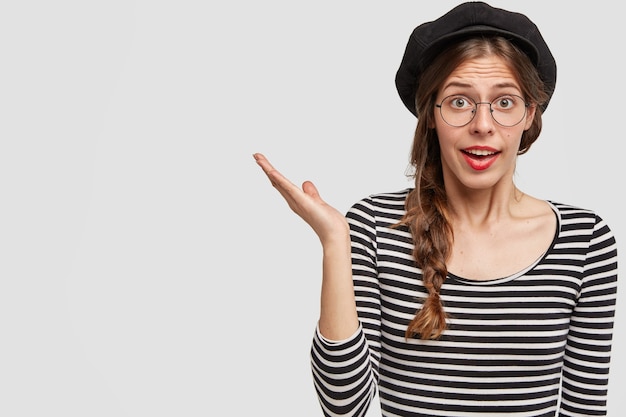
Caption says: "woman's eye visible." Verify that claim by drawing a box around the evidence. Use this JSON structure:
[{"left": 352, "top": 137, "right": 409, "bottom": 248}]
[
  {"left": 496, "top": 97, "right": 514, "bottom": 109},
  {"left": 451, "top": 97, "right": 469, "bottom": 108}
]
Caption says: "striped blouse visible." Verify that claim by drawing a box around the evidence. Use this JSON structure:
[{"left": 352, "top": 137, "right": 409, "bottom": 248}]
[{"left": 311, "top": 189, "right": 618, "bottom": 417}]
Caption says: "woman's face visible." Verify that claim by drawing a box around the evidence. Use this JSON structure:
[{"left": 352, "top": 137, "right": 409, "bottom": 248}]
[{"left": 433, "top": 55, "right": 536, "bottom": 193}]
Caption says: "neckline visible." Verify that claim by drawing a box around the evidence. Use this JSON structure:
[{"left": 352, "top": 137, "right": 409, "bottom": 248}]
[{"left": 447, "top": 200, "right": 561, "bottom": 286}]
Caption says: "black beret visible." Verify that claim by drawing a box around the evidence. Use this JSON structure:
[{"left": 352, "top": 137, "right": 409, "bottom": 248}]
[{"left": 395, "top": 1, "right": 557, "bottom": 116}]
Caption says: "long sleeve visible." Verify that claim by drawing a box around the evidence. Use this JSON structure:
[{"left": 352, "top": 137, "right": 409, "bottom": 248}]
[
  {"left": 311, "top": 196, "right": 382, "bottom": 417},
  {"left": 559, "top": 214, "right": 618, "bottom": 416}
]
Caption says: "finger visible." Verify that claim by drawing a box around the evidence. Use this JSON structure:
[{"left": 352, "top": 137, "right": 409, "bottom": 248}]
[
  {"left": 253, "top": 153, "right": 278, "bottom": 179},
  {"left": 302, "top": 180, "right": 321, "bottom": 200},
  {"left": 253, "top": 153, "right": 293, "bottom": 187},
  {"left": 252, "top": 152, "right": 273, "bottom": 173},
  {"left": 253, "top": 153, "right": 306, "bottom": 205}
]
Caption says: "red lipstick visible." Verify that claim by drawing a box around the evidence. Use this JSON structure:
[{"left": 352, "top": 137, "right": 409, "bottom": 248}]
[{"left": 462, "top": 146, "right": 499, "bottom": 171}]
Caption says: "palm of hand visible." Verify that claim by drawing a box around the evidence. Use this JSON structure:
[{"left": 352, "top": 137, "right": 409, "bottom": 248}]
[{"left": 254, "top": 153, "right": 349, "bottom": 243}]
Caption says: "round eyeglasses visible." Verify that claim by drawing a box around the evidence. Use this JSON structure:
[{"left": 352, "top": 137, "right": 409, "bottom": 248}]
[{"left": 435, "top": 94, "right": 529, "bottom": 127}]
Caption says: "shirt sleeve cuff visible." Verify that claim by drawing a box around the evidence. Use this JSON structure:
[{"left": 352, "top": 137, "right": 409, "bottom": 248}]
[{"left": 314, "top": 322, "right": 363, "bottom": 346}]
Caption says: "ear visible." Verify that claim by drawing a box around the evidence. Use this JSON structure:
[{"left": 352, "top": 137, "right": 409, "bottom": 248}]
[{"left": 523, "top": 104, "right": 537, "bottom": 130}]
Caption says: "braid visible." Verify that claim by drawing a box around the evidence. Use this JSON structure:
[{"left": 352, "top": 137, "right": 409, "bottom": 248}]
[{"left": 401, "top": 152, "right": 453, "bottom": 340}]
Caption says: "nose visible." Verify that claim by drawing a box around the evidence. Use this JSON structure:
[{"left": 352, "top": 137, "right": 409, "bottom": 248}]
[{"left": 469, "top": 102, "right": 494, "bottom": 132}]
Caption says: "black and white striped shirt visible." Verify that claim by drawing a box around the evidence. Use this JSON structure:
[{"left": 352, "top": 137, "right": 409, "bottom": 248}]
[{"left": 311, "top": 189, "right": 618, "bottom": 417}]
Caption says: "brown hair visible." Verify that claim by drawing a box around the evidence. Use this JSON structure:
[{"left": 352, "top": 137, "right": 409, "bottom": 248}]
[{"left": 399, "top": 36, "right": 550, "bottom": 340}]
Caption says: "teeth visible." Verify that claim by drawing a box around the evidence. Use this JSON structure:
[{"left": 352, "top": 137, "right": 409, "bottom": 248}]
[{"left": 466, "top": 149, "right": 495, "bottom": 156}]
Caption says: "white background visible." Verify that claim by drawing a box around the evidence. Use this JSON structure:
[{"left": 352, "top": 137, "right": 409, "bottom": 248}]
[{"left": 1, "top": 1, "right": 623, "bottom": 416}]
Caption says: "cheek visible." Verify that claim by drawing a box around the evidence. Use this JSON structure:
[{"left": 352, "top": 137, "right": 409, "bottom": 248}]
[
  {"left": 436, "top": 132, "right": 458, "bottom": 161},
  {"left": 505, "top": 131, "right": 523, "bottom": 146},
  {"left": 433, "top": 116, "right": 448, "bottom": 134}
]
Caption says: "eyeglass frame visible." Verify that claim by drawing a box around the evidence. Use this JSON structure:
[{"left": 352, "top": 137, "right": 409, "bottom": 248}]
[{"left": 435, "top": 94, "right": 530, "bottom": 127}]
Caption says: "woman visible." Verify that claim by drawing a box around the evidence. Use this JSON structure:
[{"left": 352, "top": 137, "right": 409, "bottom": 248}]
[{"left": 254, "top": 2, "right": 617, "bottom": 416}]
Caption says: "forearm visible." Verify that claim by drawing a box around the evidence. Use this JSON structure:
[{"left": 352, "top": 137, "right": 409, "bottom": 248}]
[
  {"left": 318, "top": 232, "right": 360, "bottom": 341},
  {"left": 311, "top": 196, "right": 383, "bottom": 417}
]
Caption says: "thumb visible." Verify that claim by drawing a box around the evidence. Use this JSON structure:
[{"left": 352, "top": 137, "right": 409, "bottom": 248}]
[{"left": 302, "top": 180, "right": 321, "bottom": 200}]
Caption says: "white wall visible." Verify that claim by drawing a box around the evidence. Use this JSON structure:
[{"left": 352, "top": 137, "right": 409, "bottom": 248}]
[{"left": 1, "top": 1, "right": 623, "bottom": 415}]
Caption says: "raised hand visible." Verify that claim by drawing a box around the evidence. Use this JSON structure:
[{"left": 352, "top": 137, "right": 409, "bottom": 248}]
[
  {"left": 254, "top": 152, "right": 358, "bottom": 339},
  {"left": 253, "top": 153, "right": 349, "bottom": 245}
]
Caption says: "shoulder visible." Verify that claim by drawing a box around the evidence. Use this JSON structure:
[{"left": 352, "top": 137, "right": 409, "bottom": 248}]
[
  {"left": 548, "top": 200, "right": 617, "bottom": 244},
  {"left": 351, "top": 188, "right": 411, "bottom": 208},
  {"left": 345, "top": 188, "right": 411, "bottom": 225},
  {"left": 548, "top": 200, "right": 607, "bottom": 225},
  {"left": 348, "top": 189, "right": 411, "bottom": 214},
  {"left": 548, "top": 200, "right": 596, "bottom": 215}
]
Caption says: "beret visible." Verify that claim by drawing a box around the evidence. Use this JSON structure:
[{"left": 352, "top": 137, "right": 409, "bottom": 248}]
[{"left": 395, "top": 1, "right": 557, "bottom": 116}]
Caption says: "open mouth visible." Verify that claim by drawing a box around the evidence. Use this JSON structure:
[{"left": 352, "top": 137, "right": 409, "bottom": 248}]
[
  {"left": 461, "top": 148, "right": 500, "bottom": 171},
  {"left": 462, "top": 149, "right": 499, "bottom": 159}
]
